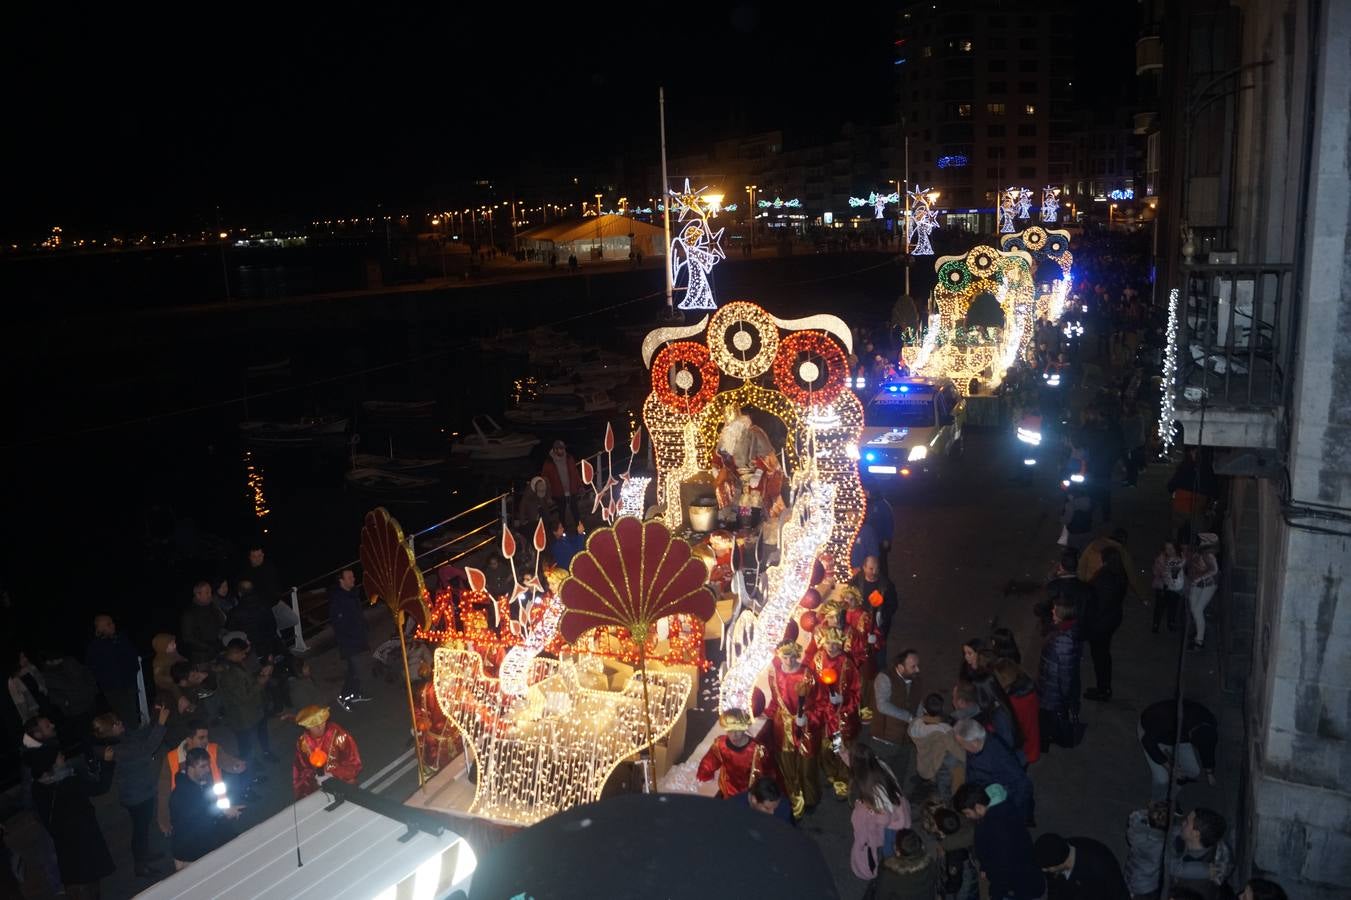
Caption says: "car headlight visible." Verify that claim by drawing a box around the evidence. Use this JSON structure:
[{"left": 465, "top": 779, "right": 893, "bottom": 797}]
[
  {"left": 1016, "top": 427, "right": 1041, "bottom": 445},
  {"left": 907, "top": 445, "right": 927, "bottom": 462}
]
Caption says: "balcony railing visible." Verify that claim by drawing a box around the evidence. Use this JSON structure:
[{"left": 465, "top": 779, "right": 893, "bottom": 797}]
[{"left": 1174, "top": 262, "right": 1294, "bottom": 408}]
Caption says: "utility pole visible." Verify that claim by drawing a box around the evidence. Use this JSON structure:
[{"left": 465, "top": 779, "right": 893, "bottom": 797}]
[
  {"left": 903, "top": 136, "right": 911, "bottom": 297},
  {"left": 659, "top": 86, "right": 674, "bottom": 314}
]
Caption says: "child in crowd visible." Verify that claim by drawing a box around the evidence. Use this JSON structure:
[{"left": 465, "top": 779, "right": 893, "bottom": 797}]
[
  {"left": 1124, "top": 800, "right": 1169, "bottom": 899},
  {"left": 909, "top": 692, "right": 965, "bottom": 801}
]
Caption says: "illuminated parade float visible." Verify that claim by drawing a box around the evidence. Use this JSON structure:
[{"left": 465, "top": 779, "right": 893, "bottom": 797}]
[{"left": 392, "top": 301, "right": 866, "bottom": 828}]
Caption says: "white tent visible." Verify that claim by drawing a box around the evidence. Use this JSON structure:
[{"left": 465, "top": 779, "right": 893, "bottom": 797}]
[{"left": 518, "top": 214, "right": 666, "bottom": 261}]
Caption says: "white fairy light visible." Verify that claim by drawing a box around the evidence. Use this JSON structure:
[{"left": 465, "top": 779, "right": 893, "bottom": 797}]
[
  {"left": 848, "top": 191, "right": 900, "bottom": 219},
  {"left": 498, "top": 594, "right": 565, "bottom": 697},
  {"left": 669, "top": 179, "right": 726, "bottom": 311},
  {"left": 1041, "top": 186, "right": 1060, "bottom": 223},
  {"left": 618, "top": 475, "right": 652, "bottom": 518},
  {"left": 907, "top": 186, "right": 940, "bottom": 256},
  {"left": 434, "top": 649, "right": 691, "bottom": 826},
  {"left": 718, "top": 474, "right": 836, "bottom": 714},
  {"left": 1158, "top": 287, "right": 1180, "bottom": 453}
]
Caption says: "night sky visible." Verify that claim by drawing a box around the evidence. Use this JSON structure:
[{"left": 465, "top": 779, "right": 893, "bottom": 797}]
[{"left": 3, "top": 3, "right": 1135, "bottom": 236}]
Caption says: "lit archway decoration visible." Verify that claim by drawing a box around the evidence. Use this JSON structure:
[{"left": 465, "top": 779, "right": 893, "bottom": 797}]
[
  {"left": 1000, "top": 226, "right": 1074, "bottom": 322},
  {"left": 915, "top": 245, "right": 1036, "bottom": 394},
  {"left": 708, "top": 301, "right": 780, "bottom": 381}
]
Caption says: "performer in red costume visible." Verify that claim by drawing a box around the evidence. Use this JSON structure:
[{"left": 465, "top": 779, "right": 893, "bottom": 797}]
[
  {"left": 697, "top": 709, "right": 776, "bottom": 798},
  {"left": 292, "top": 705, "right": 362, "bottom": 800},
  {"left": 841, "top": 585, "right": 880, "bottom": 716},
  {"left": 762, "top": 640, "right": 820, "bottom": 818},
  {"left": 809, "top": 628, "right": 861, "bottom": 800}
]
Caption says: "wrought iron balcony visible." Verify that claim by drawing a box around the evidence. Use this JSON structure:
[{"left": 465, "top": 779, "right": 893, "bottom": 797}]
[{"left": 1174, "top": 262, "right": 1294, "bottom": 411}]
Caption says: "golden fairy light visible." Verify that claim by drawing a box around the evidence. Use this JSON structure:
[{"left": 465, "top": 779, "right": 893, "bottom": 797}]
[{"left": 243, "top": 450, "right": 271, "bottom": 531}]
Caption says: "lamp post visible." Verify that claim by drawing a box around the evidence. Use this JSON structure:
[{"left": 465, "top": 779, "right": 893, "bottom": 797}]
[
  {"left": 902, "top": 135, "right": 911, "bottom": 297},
  {"left": 745, "top": 184, "right": 757, "bottom": 251}
]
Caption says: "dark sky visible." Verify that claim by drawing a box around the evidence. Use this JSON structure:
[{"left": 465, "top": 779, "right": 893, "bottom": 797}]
[{"left": 3, "top": 3, "right": 1133, "bottom": 235}]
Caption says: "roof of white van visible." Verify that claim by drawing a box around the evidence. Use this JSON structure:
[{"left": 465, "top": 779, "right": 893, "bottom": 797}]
[{"left": 135, "top": 788, "right": 470, "bottom": 900}]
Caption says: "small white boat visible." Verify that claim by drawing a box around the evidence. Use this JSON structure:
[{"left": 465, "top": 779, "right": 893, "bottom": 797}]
[
  {"left": 239, "top": 416, "right": 349, "bottom": 446},
  {"left": 450, "top": 415, "right": 540, "bottom": 461},
  {"left": 360, "top": 399, "right": 436, "bottom": 419},
  {"left": 351, "top": 452, "right": 445, "bottom": 473},
  {"left": 501, "top": 391, "right": 616, "bottom": 426},
  {"left": 345, "top": 467, "right": 438, "bottom": 498}
]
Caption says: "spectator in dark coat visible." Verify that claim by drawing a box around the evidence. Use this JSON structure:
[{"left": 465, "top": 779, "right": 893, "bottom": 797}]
[
  {"left": 1034, "top": 832, "right": 1129, "bottom": 900},
  {"left": 87, "top": 614, "right": 143, "bottom": 729},
  {"left": 1038, "top": 596, "right": 1082, "bottom": 752},
  {"left": 954, "top": 718, "right": 1034, "bottom": 825},
  {"left": 93, "top": 705, "right": 171, "bottom": 876},
  {"left": 169, "top": 747, "right": 242, "bottom": 866},
  {"left": 1082, "top": 546, "right": 1128, "bottom": 701},
  {"left": 1139, "top": 700, "right": 1218, "bottom": 802},
  {"left": 238, "top": 545, "right": 282, "bottom": 606},
  {"left": 1043, "top": 549, "right": 1092, "bottom": 634},
  {"left": 851, "top": 556, "right": 898, "bottom": 648},
  {"left": 327, "top": 569, "right": 371, "bottom": 707},
  {"left": 217, "top": 639, "right": 275, "bottom": 767},
  {"left": 954, "top": 782, "right": 1045, "bottom": 900},
  {"left": 41, "top": 654, "right": 99, "bottom": 749},
  {"left": 181, "top": 581, "right": 226, "bottom": 665},
  {"left": 27, "top": 743, "right": 117, "bottom": 895},
  {"left": 549, "top": 519, "right": 586, "bottom": 570}
]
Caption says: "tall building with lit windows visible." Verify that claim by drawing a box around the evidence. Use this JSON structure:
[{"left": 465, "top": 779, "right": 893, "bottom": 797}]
[{"left": 892, "top": 1, "right": 1076, "bottom": 230}]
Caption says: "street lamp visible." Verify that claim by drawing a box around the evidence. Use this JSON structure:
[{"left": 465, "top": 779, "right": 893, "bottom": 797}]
[
  {"left": 1109, "top": 202, "right": 1118, "bottom": 230},
  {"left": 745, "top": 184, "right": 757, "bottom": 250},
  {"left": 595, "top": 193, "right": 603, "bottom": 216},
  {"left": 700, "top": 192, "right": 724, "bottom": 217}
]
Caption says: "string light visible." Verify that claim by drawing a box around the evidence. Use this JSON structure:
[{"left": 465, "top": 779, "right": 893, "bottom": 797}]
[
  {"left": 848, "top": 191, "right": 900, "bottom": 219},
  {"left": 618, "top": 475, "right": 652, "bottom": 518},
  {"left": 669, "top": 179, "right": 726, "bottom": 311},
  {"left": 433, "top": 648, "right": 691, "bottom": 826},
  {"left": 708, "top": 302, "right": 781, "bottom": 381},
  {"left": 1041, "top": 186, "right": 1060, "bottom": 223},
  {"left": 917, "top": 246, "right": 1035, "bottom": 393},
  {"left": 772, "top": 331, "right": 848, "bottom": 407},
  {"left": 719, "top": 476, "right": 836, "bottom": 714},
  {"left": 757, "top": 197, "right": 802, "bottom": 208},
  {"left": 651, "top": 342, "right": 720, "bottom": 414},
  {"left": 243, "top": 450, "right": 271, "bottom": 530},
  {"left": 1158, "top": 287, "right": 1180, "bottom": 454},
  {"left": 907, "top": 186, "right": 940, "bottom": 256}
]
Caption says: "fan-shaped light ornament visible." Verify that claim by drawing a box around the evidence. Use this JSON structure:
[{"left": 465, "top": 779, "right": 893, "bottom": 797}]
[
  {"left": 559, "top": 517, "right": 716, "bottom": 645},
  {"left": 773, "top": 331, "right": 848, "bottom": 407},
  {"left": 359, "top": 507, "right": 430, "bottom": 630},
  {"left": 708, "top": 301, "right": 780, "bottom": 380}
]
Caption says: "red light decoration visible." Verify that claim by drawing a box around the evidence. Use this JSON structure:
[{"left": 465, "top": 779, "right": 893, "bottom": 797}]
[
  {"left": 652, "top": 341, "right": 720, "bottom": 414},
  {"left": 309, "top": 749, "right": 328, "bottom": 768},
  {"left": 772, "top": 330, "right": 847, "bottom": 407},
  {"left": 868, "top": 590, "right": 884, "bottom": 608},
  {"left": 819, "top": 667, "right": 839, "bottom": 686}
]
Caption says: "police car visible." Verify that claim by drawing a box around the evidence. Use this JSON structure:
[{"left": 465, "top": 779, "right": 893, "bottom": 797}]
[{"left": 860, "top": 376, "right": 965, "bottom": 478}]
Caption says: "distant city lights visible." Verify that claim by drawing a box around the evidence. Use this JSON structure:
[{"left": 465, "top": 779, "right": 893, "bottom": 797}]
[
  {"left": 1108, "top": 189, "right": 1135, "bottom": 200},
  {"left": 937, "top": 155, "right": 969, "bottom": 169}
]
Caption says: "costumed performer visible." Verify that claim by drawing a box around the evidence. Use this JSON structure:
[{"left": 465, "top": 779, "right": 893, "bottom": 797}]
[
  {"left": 763, "top": 640, "right": 820, "bottom": 818},
  {"left": 696, "top": 709, "right": 778, "bottom": 798},
  {"left": 293, "top": 705, "right": 362, "bottom": 800},
  {"left": 810, "top": 627, "right": 862, "bottom": 799}
]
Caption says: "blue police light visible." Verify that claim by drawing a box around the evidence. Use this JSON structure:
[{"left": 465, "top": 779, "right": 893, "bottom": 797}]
[
  {"left": 887, "top": 385, "right": 900, "bottom": 393},
  {"left": 865, "top": 451, "right": 877, "bottom": 462},
  {"left": 899, "top": 385, "right": 910, "bottom": 392}
]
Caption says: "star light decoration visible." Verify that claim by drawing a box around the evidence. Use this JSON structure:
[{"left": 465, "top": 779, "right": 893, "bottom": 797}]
[
  {"left": 1041, "top": 186, "right": 1060, "bottom": 223},
  {"left": 1158, "top": 287, "right": 1181, "bottom": 454},
  {"left": 669, "top": 179, "right": 726, "bottom": 311},
  {"left": 641, "top": 302, "right": 865, "bottom": 581},
  {"left": 848, "top": 191, "right": 900, "bottom": 219},
  {"left": 907, "top": 186, "right": 940, "bottom": 256}
]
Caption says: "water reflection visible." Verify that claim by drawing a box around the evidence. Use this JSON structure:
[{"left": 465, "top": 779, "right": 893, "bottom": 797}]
[{"left": 243, "top": 449, "right": 272, "bottom": 532}]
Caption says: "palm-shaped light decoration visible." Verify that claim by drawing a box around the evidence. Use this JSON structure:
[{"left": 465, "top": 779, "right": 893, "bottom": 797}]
[
  {"left": 559, "top": 517, "right": 716, "bottom": 777},
  {"left": 359, "top": 507, "right": 431, "bottom": 783}
]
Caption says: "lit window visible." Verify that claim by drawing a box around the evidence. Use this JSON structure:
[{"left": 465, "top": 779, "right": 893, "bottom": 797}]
[
  {"left": 987, "top": 103, "right": 1006, "bottom": 115},
  {"left": 922, "top": 46, "right": 933, "bottom": 58},
  {"left": 1025, "top": 104, "right": 1037, "bottom": 115},
  {"left": 957, "top": 103, "right": 972, "bottom": 118},
  {"left": 959, "top": 40, "right": 973, "bottom": 52}
]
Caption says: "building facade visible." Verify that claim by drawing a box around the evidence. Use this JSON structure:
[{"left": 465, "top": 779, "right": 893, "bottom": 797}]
[{"left": 1159, "top": 2, "right": 1351, "bottom": 897}]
